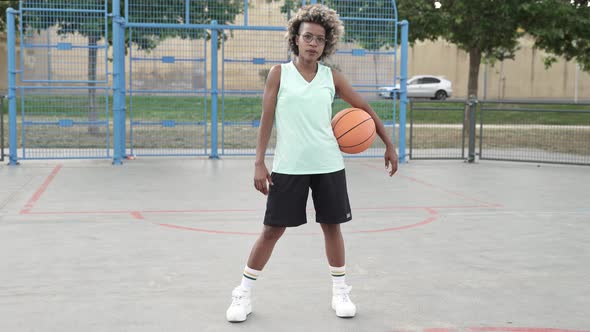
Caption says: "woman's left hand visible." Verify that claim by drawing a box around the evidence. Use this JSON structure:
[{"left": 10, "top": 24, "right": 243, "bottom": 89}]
[{"left": 384, "top": 146, "right": 398, "bottom": 176}]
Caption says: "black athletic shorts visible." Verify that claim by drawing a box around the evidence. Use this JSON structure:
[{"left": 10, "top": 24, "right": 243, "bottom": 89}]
[{"left": 263, "top": 169, "right": 352, "bottom": 227}]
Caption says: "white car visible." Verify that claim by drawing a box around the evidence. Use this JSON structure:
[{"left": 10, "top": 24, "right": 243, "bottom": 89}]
[{"left": 378, "top": 75, "right": 453, "bottom": 100}]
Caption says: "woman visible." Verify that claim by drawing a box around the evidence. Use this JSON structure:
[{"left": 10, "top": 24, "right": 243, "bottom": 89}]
[{"left": 226, "top": 4, "right": 398, "bottom": 322}]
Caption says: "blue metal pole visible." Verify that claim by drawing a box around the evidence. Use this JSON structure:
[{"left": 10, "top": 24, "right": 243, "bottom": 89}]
[
  {"left": 124, "top": 0, "right": 129, "bottom": 20},
  {"left": 398, "top": 20, "right": 409, "bottom": 163},
  {"left": 47, "top": 30, "right": 52, "bottom": 81},
  {"left": 244, "top": 0, "right": 248, "bottom": 26},
  {"left": 118, "top": 15, "right": 127, "bottom": 161},
  {"left": 112, "top": 0, "right": 124, "bottom": 165},
  {"left": 7, "top": 8, "right": 18, "bottom": 166},
  {"left": 186, "top": 0, "right": 190, "bottom": 24},
  {"left": 210, "top": 21, "right": 219, "bottom": 159},
  {"left": 125, "top": 22, "right": 285, "bottom": 31}
]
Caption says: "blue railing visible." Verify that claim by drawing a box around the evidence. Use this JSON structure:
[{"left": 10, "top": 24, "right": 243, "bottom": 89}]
[{"left": 6, "top": 0, "right": 408, "bottom": 165}]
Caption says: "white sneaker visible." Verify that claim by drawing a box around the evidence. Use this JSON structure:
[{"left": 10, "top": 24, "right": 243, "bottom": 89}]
[
  {"left": 332, "top": 285, "right": 356, "bottom": 318},
  {"left": 226, "top": 286, "right": 252, "bottom": 322}
]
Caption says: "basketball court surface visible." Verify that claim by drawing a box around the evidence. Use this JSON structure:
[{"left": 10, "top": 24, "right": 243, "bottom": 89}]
[{"left": 1, "top": 157, "right": 588, "bottom": 332}]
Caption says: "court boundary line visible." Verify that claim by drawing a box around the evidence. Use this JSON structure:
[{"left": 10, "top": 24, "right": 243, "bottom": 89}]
[
  {"left": 390, "top": 327, "right": 590, "bottom": 332},
  {"left": 17, "top": 163, "right": 506, "bottom": 234},
  {"left": 20, "top": 164, "right": 63, "bottom": 214}
]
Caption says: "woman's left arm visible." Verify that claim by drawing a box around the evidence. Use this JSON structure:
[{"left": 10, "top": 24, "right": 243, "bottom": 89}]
[{"left": 332, "top": 68, "right": 398, "bottom": 176}]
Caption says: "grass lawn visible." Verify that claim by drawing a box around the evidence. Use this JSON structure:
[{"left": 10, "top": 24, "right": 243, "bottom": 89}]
[
  {"left": 4, "top": 95, "right": 590, "bottom": 125},
  {"left": 2, "top": 95, "right": 589, "bottom": 159}
]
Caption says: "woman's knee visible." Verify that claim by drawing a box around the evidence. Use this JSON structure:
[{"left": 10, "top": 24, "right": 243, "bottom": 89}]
[
  {"left": 260, "top": 225, "right": 286, "bottom": 242},
  {"left": 320, "top": 223, "right": 341, "bottom": 235}
]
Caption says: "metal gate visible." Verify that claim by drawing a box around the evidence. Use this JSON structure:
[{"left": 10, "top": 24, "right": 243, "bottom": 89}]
[
  {"left": 409, "top": 99, "right": 467, "bottom": 160},
  {"left": 219, "top": 6, "right": 288, "bottom": 156},
  {"left": 6, "top": 0, "right": 408, "bottom": 164},
  {"left": 6, "top": 0, "right": 111, "bottom": 162},
  {"left": 126, "top": 25, "right": 209, "bottom": 157}
]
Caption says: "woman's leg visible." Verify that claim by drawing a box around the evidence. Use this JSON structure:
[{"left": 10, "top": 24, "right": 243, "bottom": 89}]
[
  {"left": 320, "top": 223, "right": 356, "bottom": 318},
  {"left": 227, "top": 225, "right": 286, "bottom": 322},
  {"left": 247, "top": 225, "right": 286, "bottom": 270},
  {"left": 320, "top": 223, "right": 345, "bottom": 267}
]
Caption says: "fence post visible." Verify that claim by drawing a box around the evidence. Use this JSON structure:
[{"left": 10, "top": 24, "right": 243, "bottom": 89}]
[
  {"left": 7, "top": 8, "right": 18, "bottom": 166},
  {"left": 119, "top": 15, "right": 127, "bottom": 162},
  {"left": 112, "top": 0, "right": 125, "bottom": 165},
  {"left": 467, "top": 96, "right": 478, "bottom": 163},
  {"left": 398, "top": 20, "right": 409, "bottom": 163},
  {"left": 408, "top": 99, "right": 413, "bottom": 160},
  {"left": 1, "top": 95, "right": 4, "bottom": 162},
  {"left": 210, "top": 21, "right": 220, "bottom": 159}
]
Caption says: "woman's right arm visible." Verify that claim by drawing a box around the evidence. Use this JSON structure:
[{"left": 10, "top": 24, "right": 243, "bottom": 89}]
[{"left": 253, "top": 65, "right": 281, "bottom": 195}]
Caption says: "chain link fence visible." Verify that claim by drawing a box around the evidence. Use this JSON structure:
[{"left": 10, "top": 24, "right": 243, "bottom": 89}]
[
  {"left": 409, "top": 99, "right": 590, "bottom": 166},
  {"left": 479, "top": 100, "right": 590, "bottom": 165}
]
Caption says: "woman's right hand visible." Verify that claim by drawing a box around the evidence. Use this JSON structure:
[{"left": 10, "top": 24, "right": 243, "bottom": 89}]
[{"left": 254, "top": 162, "right": 273, "bottom": 195}]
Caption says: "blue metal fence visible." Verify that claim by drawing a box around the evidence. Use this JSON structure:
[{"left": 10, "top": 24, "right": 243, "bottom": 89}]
[
  {"left": 6, "top": 0, "right": 407, "bottom": 164},
  {"left": 19, "top": 87, "right": 111, "bottom": 160},
  {"left": 7, "top": 0, "right": 111, "bottom": 163},
  {"left": 479, "top": 100, "right": 590, "bottom": 165},
  {"left": 220, "top": 26, "right": 286, "bottom": 156},
  {"left": 127, "top": 27, "right": 209, "bottom": 157},
  {"left": 325, "top": 0, "right": 407, "bottom": 158}
]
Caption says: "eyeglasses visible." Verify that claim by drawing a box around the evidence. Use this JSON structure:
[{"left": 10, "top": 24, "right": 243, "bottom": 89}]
[{"left": 299, "top": 33, "right": 326, "bottom": 45}]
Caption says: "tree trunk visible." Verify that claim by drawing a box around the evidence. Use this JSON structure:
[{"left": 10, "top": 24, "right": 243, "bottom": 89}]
[
  {"left": 465, "top": 48, "right": 482, "bottom": 123},
  {"left": 462, "top": 48, "right": 482, "bottom": 142},
  {"left": 88, "top": 35, "right": 98, "bottom": 134},
  {"left": 467, "top": 48, "right": 481, "bottom": 98}
]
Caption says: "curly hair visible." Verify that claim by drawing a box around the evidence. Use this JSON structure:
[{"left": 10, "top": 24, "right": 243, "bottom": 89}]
[{"left": 286, "top": 4, "right": 344, "bottom": 61}]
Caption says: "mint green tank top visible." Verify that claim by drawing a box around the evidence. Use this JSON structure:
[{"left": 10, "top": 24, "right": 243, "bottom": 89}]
[{"left": 272, "top": 62, "right": 345, "bottom": 174}]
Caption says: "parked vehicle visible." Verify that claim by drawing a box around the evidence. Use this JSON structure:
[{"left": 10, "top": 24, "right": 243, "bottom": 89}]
[{"left": 378, "top": 75, "right": 453, "bottom": 100}]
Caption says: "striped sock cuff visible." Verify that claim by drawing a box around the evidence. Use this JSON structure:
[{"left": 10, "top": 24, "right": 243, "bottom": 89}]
[
  {"left": 329, "top": 265, "right": 346, "bottom": 277},
  {"left": 243, "top": 266, "right": 261, "bottom": 281}
]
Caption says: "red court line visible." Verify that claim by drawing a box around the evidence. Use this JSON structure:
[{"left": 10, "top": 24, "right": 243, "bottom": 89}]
[
  {"left": 22, "top": 205, "right": 490, "bottom": 217},
  {"left": 354, "top": 205, "right": 492, "bottom": 210},
  {"left": 424, "top": 328, "right": 454, "bottom": 332},
  {"left": 140, "top": 208, "right": 259, "bottom": 214},
  {"left": 18, "top": 162, "right": 496, "bottom": 219},
  {"left": 360, "top": 162, "right": 502, "bottom": 208},
  {"left": 466, "top": 328, "right": 590, "bottom": 332},
  {"left": 392, "top": 328, "right": 590, "bottom": 332},
  {"left": 157, "top": 207, "right": 439, "bottom": 235},
  {"left": 159, "top": 223, "right": 259, "bottom": 235},
  {"left": 25, "top": 210, "right": 145, "bottom": 215},
  {"left": 130, "top": 211, "right": 145, "bottom": 220},
  {"left": 352, "top": 208, "right": 439, "bottom": 233},
  {"left": 12, "top": 165, "right": 448, "bottom": 235},
  {"left": 20, "top": 164, "right": 63, "bottom": 214},
  {"left": 22, "top": 208, "right": 260, "bottom": 216},
  {"left": 399, "top": 174, "right": 501, "bottom": 207}
]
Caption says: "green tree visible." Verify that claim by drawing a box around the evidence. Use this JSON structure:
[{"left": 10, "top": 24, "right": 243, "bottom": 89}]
[
  {"left": 268, "top": 0, "right": 299, "bottom": 19},
  {"left": 126, "top": 0, "right": 243, "bottom": 47},
  {"left": 396, "top": 0, "right": 590, "bottom": 99},
  {"left": 397, "top": 0, "right": 532, "bottom": 99},
  {"left": 0, "top": 1, "right": 20, "bottom": 31},
  {"left": 522, "top": 0, "right": 590, "bottom": 72},
  {"left": 265, "top": 0, "right": 519, "bottom": 98}
]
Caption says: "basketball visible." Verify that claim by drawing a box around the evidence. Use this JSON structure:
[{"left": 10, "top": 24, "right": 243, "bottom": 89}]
[{"left": 331, "top": 108, "right": 376, "bottom": 154}]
